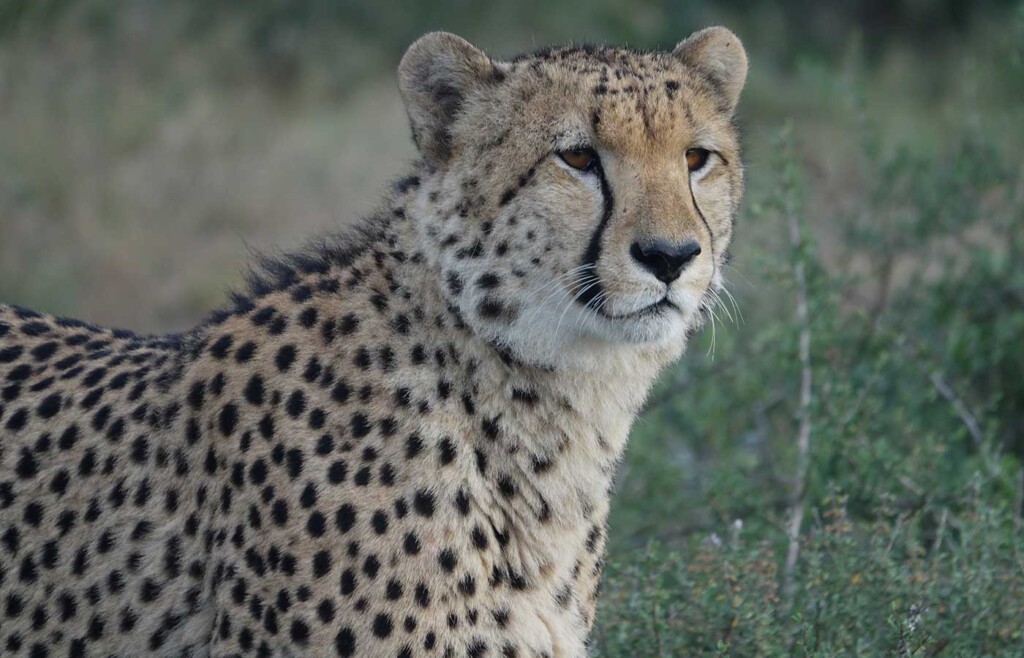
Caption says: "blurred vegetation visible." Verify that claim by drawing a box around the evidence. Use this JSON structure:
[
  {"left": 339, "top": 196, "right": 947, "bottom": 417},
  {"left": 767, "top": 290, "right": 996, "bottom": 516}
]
[{"left": 1, "top": 1, "right": 1022, "bottom": 655}]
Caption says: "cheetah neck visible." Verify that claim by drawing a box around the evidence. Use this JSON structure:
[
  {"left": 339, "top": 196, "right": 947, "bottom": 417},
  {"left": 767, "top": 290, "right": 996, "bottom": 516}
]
[{"left": 381, "top": 174, "right": 670, "bottom": 592}]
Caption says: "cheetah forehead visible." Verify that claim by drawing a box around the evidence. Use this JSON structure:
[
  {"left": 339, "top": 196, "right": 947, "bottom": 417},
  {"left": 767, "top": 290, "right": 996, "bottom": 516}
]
[{"left": 482, "top": 51, "right": 741, "bottom": 164}]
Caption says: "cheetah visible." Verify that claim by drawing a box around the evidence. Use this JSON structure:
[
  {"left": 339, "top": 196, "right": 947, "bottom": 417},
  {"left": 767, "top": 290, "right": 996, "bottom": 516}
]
[{"left": 0, "top": 27, "right": 747, "bottom": 657}]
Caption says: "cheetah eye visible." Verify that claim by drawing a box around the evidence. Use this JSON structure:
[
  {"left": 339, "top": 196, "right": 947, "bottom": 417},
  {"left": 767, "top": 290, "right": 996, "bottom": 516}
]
[
  {"left": 558, "top": 148, "right": 600, "bottom": 173},
  {"left": 685, "top": 148, "right": 710, "bottom": 173}
]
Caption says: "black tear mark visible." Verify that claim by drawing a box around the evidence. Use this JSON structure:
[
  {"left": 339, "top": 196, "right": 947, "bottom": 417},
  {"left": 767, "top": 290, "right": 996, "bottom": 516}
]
[{"left": 575, "top": 166, "right": 614, "bottom": 307}]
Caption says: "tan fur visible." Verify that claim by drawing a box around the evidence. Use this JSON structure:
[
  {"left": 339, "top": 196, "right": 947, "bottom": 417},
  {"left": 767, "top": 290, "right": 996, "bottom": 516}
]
[{"left": 0, "top": 28, "right": 746, "bottom": 657}]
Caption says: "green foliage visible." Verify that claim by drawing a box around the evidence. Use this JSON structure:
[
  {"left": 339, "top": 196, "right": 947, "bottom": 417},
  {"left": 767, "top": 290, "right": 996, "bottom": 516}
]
[
  {"left": 597, "top": 485, "right": 1023, "bottom": 656},
  {"left": 595, "top": 23, "right": 1024, "bottom": 654}
]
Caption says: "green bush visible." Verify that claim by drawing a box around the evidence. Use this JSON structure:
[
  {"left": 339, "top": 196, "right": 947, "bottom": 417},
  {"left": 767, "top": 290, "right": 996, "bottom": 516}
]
[{"left": 594, "top": 35, "right": 1024, "bottom": 655}]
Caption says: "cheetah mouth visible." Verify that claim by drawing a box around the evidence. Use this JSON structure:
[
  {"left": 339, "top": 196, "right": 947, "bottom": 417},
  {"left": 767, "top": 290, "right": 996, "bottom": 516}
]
[{"left": 596, "top": 297, "right": 679, "bottom": 321}]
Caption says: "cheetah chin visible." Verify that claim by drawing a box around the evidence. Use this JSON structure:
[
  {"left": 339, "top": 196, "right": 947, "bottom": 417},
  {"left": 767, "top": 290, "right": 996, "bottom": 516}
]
[{"left": 0, "top": 27, "right": 746, "bottom": 658}]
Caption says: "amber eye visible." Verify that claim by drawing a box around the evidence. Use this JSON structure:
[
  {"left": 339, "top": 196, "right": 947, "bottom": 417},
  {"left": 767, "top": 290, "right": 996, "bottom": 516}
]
[
  {"left": 685, "top": 148, "right": 710, "bottom": 172},
  {"left": 558, "top": 147, "right": 599, "bottom": 172}
]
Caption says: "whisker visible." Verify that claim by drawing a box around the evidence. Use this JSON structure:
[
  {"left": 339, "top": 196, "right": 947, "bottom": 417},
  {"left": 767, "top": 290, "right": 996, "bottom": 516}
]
[
  {"left": 554, "top": 278, "right": 602, "bottom": 338},
  {"left": 519, "top": 268, "right": 596, "bottom": 329},
  {"left": 576, "top": 289, "right": 609, "bottom": 332}
]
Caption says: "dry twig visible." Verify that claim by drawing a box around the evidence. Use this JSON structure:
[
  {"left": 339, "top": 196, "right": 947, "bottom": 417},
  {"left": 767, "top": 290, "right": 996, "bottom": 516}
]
[{"left": 782, "top": 157, "right": 813, "bottom": 607}]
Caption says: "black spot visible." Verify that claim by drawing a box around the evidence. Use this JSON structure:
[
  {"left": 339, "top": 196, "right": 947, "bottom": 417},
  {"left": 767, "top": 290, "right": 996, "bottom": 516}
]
[
  {"left": 378, "top": 346, "right": 395, "bottom": 371},
  {"left": 317, "top": 599, "right": 336, "bottom": 623},
  {"left": 250, "top": 459, "right": 268, "bottom": 485},
  {"left": 476, "top": 273, "right": 501, "bottom": 289},
  {"left": 235, "top": 341, "right": 257, "bottom": 362},
  {"left": 335, "top": 504, "right": 357, "bottom": 532},
  {"left": 7, "top": 363, "right": 32, "bottom": 381},
  {"left": 285, "top": 448, "right": 304, "bottom": 478},
  {"left": 308, "top": 408, "right": 326, "bottom": 429},
  {"left": 275, "top": 345, "right": 297, "bottom": 371},
  {"left": 371, "top": 510, "right": 389, "bottom": 535},
  {"left": 302, "top": 357, "right": 323, "bottom": 383},
  {"left": 209, "top": 335, "right": 233, "bottom": 359},
  {"left": 497, "top": 475, "right": 517, "bottom": 498},
  {"left": 478, "top": 298, "right": 516, "bottom": 321},
  {"left": 15, "top": 448, "right": 38, "bottom": 479},
  {"left": 362, "top": 554, "right": 380, "bottom": 579},
  {"left": 335, "top": 627, "right": 357, "bottom": 656},
  {"left": 379, "top": 462, "right": 396, "bottom": 486},
  {"left": 6, "top": 407, "right": 28, "bottom": 431},
  {"left": 405, "top": 434, "right": 423, "bottom": 459},
  {"left": 36, "top": 393, "right": 61, "bottom": 419},
  {"left": 437, "top": 437, "right": 457, "bottom": 465},
  {"left": 290, "top": 618, "right": 310, "bottom": 645},
  {"left": 286, "top": 390, "right": 307, "bottom": 418},
  {"left": 351, "top": 412, "right": 372, "bottom": 438},
  {"left": 372, "top": 613, "right": 393, "bottom": 638},
  {"left": 31, "top": 341, "right": 59, "bottom": 361},
  {"left": 438, "top": 548, "right": 458, "bottom": 573},
  {"left": 338, "top": 314, "right": 360, "bottom": 335},
  {"left": 0, "top": 346, "right": 24, "bottom": 363},
  {"left": 327, "top": 460, "right": 348, "bottom": 484},
  {"left": 403, "top": 532, "right": 421, "bottom": 555},
  {"left": 353, "top": 347, "right": 372, "bottom": 370},
  {"left": 481, "top": 416, "right": 501, "bottom": 440},
  {"left": 291, "top": 284, "right": 312, "bottom": 302},
  {"left": 455, "top": 489, "right": 471, "bottom": 515},
  {"left": 413, "top": 490, "right": 435, "bottom": 517},
  {"left": 244, "top": 375, "right": 265, "bottom": 406},
  {"left": 455, "top": 241, "right": 485, "bottom": 259},
  {"left": 446, "top": 272, "right": 464, "bottom": 296},
  {"left": 331, "top": 380, "right": 351, "bottom": 404},
  {"left": 312, "top": 550, "right": 332, "bottom": 578},
  {"left": 512, "top": 388, "right": 539, "bottom": 405},
  {"left": 271, "top": 499, "right": 288, "bottom": 525},
  {"left": 187, "top": 381, "right": 206, "bottom": 409},
  {"left": 459, "top": 574, "right": 477, "bottom": 597},
  {"left": 369, "top": 293, "right": 388, "bottom": 312},
  {"left": 219, "top": 403, "right": 239, "bottom": 436},
  {"left": 391, "top": 314, "right": 410, "bottom": 334},
  {"left": 20, "top": 321, "right": 50, "bottom": 336},
  {"left": 340, "top": 568, "right": 357, "bottom": 595}
]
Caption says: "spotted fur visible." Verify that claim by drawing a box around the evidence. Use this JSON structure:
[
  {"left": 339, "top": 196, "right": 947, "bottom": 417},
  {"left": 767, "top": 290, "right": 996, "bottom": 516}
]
[{"left": 0, "top": 28, "right": 747, "bottom": 657}]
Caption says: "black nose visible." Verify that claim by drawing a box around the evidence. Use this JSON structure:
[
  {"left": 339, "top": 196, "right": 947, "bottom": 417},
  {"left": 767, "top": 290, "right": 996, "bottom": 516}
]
[{"left": 630, "top": 239, "right": 702, "bottom": 284}]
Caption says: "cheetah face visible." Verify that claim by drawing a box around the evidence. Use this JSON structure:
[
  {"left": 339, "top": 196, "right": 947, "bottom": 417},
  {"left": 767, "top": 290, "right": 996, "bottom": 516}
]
[{"left": 400, "top": 29, "right": 746, "bottom": 367}]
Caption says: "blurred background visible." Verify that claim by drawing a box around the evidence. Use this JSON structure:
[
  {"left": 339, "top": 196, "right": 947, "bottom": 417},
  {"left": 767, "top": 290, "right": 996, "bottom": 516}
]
[{"left": 1, "top": 1, "right": 1022, "bottom": 654}]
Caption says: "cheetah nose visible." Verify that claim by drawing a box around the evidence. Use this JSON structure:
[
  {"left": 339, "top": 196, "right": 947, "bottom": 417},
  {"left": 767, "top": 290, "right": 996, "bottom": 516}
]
[{"left": 630, "top": 239, "right": 702, "bottom": 284}]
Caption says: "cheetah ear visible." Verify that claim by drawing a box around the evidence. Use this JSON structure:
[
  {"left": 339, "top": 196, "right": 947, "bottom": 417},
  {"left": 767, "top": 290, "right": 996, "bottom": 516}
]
[
  {"left": 398, "top": 32, "right": 501, "bottom": 162},
  {"left": 673, "top": 26, "right": 748, "bottom": 115}
]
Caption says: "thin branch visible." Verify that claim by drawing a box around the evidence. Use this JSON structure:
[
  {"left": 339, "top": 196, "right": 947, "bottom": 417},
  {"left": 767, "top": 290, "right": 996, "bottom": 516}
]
[
  {"left": 928, "top": 371, "right": 985, "bottom": 452},
  {"left": 782, "top": 162, "right": 813, "bottom": 608},
  {"left": 1014, "top": 466, "right": 1023, "bottom": 536},
  {"left": 932, "top": 508, "right": 948, "bottom": 554},
  {"left": 928, "top": 369, "right": 999, "bottom": 478}
]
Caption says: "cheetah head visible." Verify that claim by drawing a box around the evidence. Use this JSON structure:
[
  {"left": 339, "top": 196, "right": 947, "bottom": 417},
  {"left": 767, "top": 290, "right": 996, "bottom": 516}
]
[{"left": 400, "top": 28, "right": 747, "bottom": 368}]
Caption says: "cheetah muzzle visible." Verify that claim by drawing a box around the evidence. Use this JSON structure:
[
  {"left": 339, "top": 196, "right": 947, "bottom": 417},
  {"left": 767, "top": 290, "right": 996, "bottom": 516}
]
[{"left": 0, "top": 27, "right": 747, "bottom": 658}]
